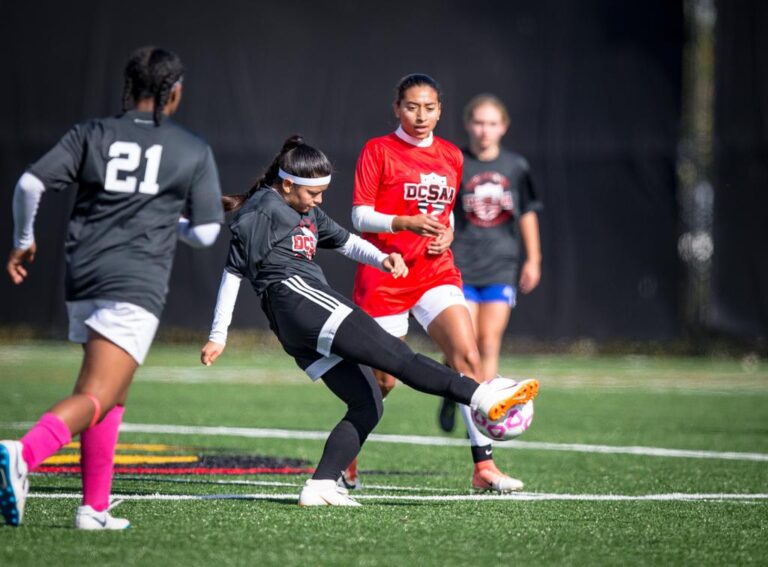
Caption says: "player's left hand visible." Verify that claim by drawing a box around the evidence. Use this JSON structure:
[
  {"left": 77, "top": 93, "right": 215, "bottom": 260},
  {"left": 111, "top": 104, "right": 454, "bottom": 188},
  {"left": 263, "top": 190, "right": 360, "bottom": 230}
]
[
  {"left": 201, "top": 341, "right": 225, "bottom": 366},
  {"left": 519, "top": 259, "right": 541, "bottom": 294},
  {"left": 383, "top": 253, "right": 409, "bottom": 279},
  {"left": 6, "top": 243, "right": 37, "bottom": 285},
  {"left": 427, "top": 228, "right": 454, "bottom": 255}
]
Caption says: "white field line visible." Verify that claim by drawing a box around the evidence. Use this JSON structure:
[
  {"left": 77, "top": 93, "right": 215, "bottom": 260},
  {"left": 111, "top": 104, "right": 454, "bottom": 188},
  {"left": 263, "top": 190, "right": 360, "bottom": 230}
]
[
  {"left": 99, "top": 475, "right": 459, "bottom": 493},
  {"left": 120, "top": 423, "right": 768, "bottom": 462},
  {"left": 26, "top": 491, "right": 768, "bottom": 503},
  {"left": 4, "top": 421, "right": 768, "bottom": 463}
]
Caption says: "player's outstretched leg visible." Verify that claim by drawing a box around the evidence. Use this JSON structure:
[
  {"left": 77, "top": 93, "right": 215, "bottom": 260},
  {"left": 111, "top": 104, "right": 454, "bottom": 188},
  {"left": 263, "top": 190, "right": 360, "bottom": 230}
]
[
  {"left": 331, "top": 309, "right": 538, "bottom": 414},
  {"left": 0, "top": 441, "right": 29, "bottom": 527}
]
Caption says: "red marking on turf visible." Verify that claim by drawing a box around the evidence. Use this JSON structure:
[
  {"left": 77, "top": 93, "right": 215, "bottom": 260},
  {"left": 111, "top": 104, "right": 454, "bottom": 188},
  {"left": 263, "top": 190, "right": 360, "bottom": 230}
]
[{"left": 38, "top": 466, "right": 314, "bottom": 475}]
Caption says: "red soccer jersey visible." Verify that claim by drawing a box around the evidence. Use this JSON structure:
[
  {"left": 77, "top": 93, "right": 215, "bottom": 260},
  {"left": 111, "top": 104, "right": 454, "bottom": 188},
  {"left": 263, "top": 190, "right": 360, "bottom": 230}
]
[{"left": 352, "top": 131, "right": 464, "bottom": 316}]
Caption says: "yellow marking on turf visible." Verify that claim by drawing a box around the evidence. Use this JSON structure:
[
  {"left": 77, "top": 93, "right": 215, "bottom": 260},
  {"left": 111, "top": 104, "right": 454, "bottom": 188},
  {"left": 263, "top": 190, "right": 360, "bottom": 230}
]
[
  {"left": 62, "top": 442, "right": 179, "bottom": 452},
  {"left": 43, "top": 455, "right": 198, "bottom": 465}
]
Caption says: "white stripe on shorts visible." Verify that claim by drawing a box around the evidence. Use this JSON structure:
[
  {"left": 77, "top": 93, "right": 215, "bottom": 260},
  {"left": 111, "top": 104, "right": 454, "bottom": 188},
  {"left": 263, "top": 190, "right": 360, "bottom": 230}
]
[
  {"left": 282, "top": 276, "right": 339, "bottom": 312},
  {"left": 290, "top": 276, "right": 342, "bottom": 310}
]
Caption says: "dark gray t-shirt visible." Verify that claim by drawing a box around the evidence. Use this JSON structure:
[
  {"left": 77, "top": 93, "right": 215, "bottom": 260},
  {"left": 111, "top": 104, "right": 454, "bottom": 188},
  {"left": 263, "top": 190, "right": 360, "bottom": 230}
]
[
  {"left": 225, "top": 187, "right": 350, "bottom": 294},
  {"left": 28, "top": 111, "right": 224, "bottom": 316},
  {"left": 452, "top": 148, "right": 542, "bottom": 287}
]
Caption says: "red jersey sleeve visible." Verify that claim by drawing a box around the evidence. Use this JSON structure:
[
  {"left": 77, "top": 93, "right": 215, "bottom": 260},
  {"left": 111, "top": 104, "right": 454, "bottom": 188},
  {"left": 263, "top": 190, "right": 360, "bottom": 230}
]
[{"left": 353, "top": 140, "right": 383, "bottom": 207}]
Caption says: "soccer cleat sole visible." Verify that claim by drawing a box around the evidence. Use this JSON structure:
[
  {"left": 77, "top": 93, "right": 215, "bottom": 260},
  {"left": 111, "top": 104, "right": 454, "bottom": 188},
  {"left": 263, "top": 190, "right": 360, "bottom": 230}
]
[
  {"left": 471, "top": 485, "right": 516, "bottom": 495},
  {"left": 0, "top": 445, "right": 21, "bottom": 527},
  {"left": 487, "top": 379, "right": 539, "bottom": 421}
]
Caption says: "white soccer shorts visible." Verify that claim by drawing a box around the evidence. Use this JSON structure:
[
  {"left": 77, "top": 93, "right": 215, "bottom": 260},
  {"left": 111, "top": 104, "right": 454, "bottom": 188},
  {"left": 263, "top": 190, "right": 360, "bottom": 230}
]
[
  {"left": 373, "top": 284, "right": 468, "bottom": 337},
  {"left": 66, "top": 299, "right": 159, "bottom": 365}
]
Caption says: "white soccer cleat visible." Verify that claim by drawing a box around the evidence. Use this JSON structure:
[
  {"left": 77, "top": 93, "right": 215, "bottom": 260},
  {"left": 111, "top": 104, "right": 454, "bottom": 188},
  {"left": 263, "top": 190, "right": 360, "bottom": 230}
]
[
  {"left": 0, "top": 440, "right": 29, "bottom": 527},
  {"left": 74, "top": 500, "right": 131, "bottom": 530},
  {"left": 472, "top": 464, "right": 524, "bottom": 493},
  {"left": 471, "top": 378, "right": 539, "bottom": 422},
  {"left": 299, "top": 479, "right": 362, "bottom": 507}
]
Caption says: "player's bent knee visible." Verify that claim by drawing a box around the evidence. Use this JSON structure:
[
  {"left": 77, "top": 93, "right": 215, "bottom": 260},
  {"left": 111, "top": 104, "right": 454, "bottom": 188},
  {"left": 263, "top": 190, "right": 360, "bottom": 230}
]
[{"left": 347, "top": 405, "right": 382, "bottom": 437}]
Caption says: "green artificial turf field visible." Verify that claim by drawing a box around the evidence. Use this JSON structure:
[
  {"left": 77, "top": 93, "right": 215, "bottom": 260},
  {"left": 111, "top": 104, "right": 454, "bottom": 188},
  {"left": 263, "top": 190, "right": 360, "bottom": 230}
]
[{"left": 1, "top": 342, "right": 766, "bottom": 566}]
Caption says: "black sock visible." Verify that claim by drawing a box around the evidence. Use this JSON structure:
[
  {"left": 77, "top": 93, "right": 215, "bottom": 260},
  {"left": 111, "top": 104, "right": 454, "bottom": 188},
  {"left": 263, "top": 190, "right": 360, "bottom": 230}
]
[{"left": 471, "top": 444, "right": 494, "bottom": 464}]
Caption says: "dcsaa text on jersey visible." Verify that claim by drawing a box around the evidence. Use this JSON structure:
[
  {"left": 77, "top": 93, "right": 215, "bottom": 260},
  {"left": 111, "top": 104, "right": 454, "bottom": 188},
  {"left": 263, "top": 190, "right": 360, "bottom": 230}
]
[{"left": 404, "top": 172, "right": 456, "bottom": 215}]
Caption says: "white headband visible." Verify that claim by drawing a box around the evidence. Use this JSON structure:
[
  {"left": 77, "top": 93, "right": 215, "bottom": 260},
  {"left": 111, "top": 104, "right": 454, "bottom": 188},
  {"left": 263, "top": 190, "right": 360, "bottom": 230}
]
[{"left": 278, "top": 168, "right": 331, "bottom": 187}]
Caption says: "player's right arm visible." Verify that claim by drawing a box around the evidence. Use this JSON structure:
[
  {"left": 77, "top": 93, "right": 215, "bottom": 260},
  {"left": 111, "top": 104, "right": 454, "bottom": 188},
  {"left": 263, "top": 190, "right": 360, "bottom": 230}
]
[
  {"left": 201, "top": 268, "right": 243, "bottom": 366},
  {"left": 351, "top": 141, "right": 444, "bottom": 238},
  {"left": 7, "top": 124, "right": 86, "bottom": 284},
  {"left": 202, "top": 212, "right": 272, "bottom": 365},
  {"left": 7, "top": 173, "right": 45, "bottom": 284}
]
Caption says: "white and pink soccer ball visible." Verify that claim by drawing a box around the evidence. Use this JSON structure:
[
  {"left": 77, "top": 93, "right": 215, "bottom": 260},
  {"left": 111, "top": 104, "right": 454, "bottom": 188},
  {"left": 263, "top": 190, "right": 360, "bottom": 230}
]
[{"left": 471, "top": 379, "right": 535, "bottom": 441}]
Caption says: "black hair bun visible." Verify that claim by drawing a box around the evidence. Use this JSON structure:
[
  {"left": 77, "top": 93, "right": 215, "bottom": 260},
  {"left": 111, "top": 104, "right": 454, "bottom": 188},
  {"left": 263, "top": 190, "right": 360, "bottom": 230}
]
[{"left": 282, "top": 135, "right": 304, "bottom": 152}]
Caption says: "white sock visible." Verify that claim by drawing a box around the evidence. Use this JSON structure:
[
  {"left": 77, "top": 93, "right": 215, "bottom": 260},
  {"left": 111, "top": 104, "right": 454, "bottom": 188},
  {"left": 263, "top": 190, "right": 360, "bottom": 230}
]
[{"left": 458, "top": 403, "right": 494, "bottom": 447}]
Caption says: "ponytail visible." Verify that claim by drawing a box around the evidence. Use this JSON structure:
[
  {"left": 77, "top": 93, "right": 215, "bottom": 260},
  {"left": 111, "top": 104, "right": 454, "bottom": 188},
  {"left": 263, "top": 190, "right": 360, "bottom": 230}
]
[{"left": 222, "top": 135, "right": 332, "bottom": 213}]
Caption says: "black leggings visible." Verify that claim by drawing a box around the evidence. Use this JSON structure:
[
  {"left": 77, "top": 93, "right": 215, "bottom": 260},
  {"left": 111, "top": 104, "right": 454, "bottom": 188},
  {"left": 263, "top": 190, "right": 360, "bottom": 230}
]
[
  {"left": 332, "top": 309, "right": 478, "bottom": 403},
  {"left": 310, "top": 309, "right": 479, "bottom": 481},
  {"left": 314, "top": 360, "right": 383, "bottom": 480}
]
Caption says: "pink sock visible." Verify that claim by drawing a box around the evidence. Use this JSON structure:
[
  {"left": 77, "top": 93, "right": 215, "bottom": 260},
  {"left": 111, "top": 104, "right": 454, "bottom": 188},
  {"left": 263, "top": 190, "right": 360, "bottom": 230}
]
[
  {"left": 21, "top": 412, "right": 73, "bottom": 471},
  {"left": 80, "top": 405, "right": 124, "bottom": 512}
]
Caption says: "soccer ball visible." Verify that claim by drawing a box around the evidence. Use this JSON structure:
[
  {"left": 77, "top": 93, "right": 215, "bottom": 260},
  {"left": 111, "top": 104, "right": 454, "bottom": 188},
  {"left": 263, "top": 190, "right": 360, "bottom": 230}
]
[{"left": 471, "top": 396, "right": 534, "bottom": 441}]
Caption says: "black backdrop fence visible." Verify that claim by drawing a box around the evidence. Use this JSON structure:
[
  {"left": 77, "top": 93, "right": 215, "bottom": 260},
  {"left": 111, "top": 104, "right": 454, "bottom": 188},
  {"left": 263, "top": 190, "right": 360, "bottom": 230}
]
[
  {"left": 0, "top": 0, "right": 685, "bottom": 340},
  {"left": 710, "top": 0, "right": 768, "bottom": 338}
]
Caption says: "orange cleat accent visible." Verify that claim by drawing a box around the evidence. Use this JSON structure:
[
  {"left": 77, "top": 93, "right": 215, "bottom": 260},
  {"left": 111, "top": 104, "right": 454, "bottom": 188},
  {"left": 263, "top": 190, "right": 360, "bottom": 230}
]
[{"left": 488, "top": 379, "right": 539, "bottom": 421}]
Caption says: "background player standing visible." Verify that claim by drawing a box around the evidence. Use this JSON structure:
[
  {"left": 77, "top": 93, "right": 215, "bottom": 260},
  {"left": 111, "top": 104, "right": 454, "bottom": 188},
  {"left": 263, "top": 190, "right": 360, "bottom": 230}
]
[
  {"left": 438, "top": 94, "right": 543, "bottom": 431},
  {"left": 199, "top": 136, "right": 539, "bottom": 506},
  {"left": 346, "top": 74, "right": 525, "bottom": 493},
  {"left": 0, "top": 46, "right": 224, "bottom": 529}
]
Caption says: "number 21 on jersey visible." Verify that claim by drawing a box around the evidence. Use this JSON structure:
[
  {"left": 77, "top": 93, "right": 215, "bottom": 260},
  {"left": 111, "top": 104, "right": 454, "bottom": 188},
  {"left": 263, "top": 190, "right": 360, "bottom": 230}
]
[{"left": 104, "top": 141, "right": 163, "bottom": 195}]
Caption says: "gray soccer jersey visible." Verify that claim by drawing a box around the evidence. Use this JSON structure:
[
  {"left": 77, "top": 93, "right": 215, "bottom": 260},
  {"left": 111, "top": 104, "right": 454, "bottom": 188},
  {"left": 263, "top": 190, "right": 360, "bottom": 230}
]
[
  {"left": 225, "top": 187, "right": 350, "bottom": 294},
  {"left": 451, "top": 148, "right": 543, "bottom": 287},
  {"left": 27, "top": 110, "right": 224, "bottom": 316}
]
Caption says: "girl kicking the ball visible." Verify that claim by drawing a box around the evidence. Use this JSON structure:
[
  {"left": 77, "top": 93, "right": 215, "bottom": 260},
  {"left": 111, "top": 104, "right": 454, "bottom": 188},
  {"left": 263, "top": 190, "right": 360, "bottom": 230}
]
[
  {"left": 200, "top": 135, "right": 538, "bottom": 506},
  {"left": 1, "top": 46, "right": 224, "bottom": 529}
]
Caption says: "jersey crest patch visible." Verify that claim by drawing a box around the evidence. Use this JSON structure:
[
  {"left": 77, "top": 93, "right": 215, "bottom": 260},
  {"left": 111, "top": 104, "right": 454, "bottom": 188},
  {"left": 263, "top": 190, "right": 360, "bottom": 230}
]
[
  {"left": 404, "top": 172, "right": 456, "bottom": 215},
  {"left": 462, "top": 171, "right": 514, "bottom": 227},
  {"left": 291, "top": 219, "right": 317, "bottom": 260}
]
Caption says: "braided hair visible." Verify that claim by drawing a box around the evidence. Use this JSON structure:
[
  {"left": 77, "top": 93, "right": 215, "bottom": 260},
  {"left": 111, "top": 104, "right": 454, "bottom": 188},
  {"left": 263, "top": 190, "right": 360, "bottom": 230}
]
[
  {"left": 122, "top": 46, "right": 184, "bottom": 126},
  {"left": 222, "top": 135, "right": 333, "bottom": 213}
]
